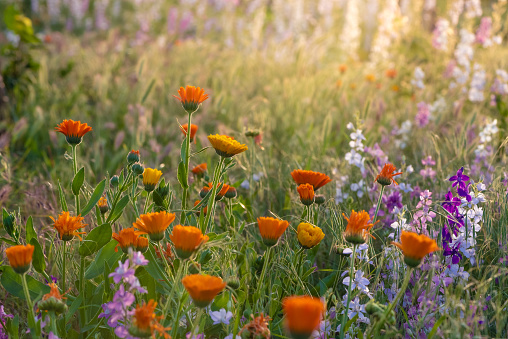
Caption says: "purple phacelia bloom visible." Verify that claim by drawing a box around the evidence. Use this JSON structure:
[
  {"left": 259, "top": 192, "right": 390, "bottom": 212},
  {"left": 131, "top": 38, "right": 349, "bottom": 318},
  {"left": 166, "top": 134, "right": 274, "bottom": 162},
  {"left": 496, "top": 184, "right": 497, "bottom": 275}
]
[{"left": 449, "top": 167, "right": 470, "bottom": 189}]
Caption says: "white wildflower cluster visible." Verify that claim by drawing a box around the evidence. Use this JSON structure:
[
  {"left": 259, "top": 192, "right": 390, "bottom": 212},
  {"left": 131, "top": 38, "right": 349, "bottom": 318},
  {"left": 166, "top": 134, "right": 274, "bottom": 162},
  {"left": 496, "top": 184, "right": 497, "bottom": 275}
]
[
  {"left": 429, "top": 97, "right": 447, "bottom": 115},
  {"left": 491, "top": 70, "right": 508, "bottom": 96},
  {"left": 334, "top": 175, "right": 349, "bottom": 204},
  {"left": 340, "top": 0, "right": 361, "bottom": 59},
  {"left": 449, "top": 0, "right": 464, "bottom": 26},
  {"left": 345, "top": 122, "right": 366, "bottom": 173},
  {"left": 368, "top": 0, "right": 401, "bottom": 66},
  {"left": 475, "top": 119, "right": 498, "bottom": 158},
  {"left": 432, "top": 18, "right": 451, "bottom": 51},
  {"left": 394, "top": 120, "right": 412, "bottom": 149},
  {"left": 390, "top": 206, "right": 410, "bottom": 240},
  {"left": 468, "top": 63, "right": 486, "bottom": 102},
  {"left": 449, "top": 29, "right": 475, "bottom": 90},
  {"left": 410, "top": 67, "right": 425, "bottom": 90},
  {"left": 464, "top": 0, "right": 482, "bottom": 18},
  {"left": 350, "top": 180, "right": 365, "bottom": 198}
]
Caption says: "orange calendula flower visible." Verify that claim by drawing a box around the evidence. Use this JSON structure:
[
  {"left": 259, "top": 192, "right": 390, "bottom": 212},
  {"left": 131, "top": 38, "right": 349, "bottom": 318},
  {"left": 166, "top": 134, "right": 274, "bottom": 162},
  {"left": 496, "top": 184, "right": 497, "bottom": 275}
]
[
  {"left": 38, "top": 283, "right": 67, "bottom": 314},
  {"left": 173, "top": 86, "right": 209, "bottom": 113},
  {"left": 392, "top": 231, "right": 440, "bottom": 267},
  {"left": 240, "top": 313, "right": 271, "bottom": 338},
  {"left": 193, "top": 200, "right": 208, "bottom": 216},
  {"left": 98, "top": 196, "right": 109, "bottom": 214},
  {"left": 257, "top": 217, "right": 289, "bottom": 247},
  {"left": 297, "top": 223, "right": 325, "bottom": 249},
  {"left": 343, "top": 210, "right": 377, "bottom": 245},
  {"left": 375, "top": 163, "right": 402, "bottom": 186},
  {"left": 180, "top": 123, "right": 198, "bottom": 143},
  {"left": 282, "top": 296, "right": 325, "bottom": 339},
  {"left": 133, "top": 211, "right": 176, "bottom": 242},
  {"left": 200, "top": 182, "right": 230, "bottom": 201},
  {"left": 169, "top": 225, "right": 209, "bottom": 259},
  {"left": 55, "top": 119, "right": 92, "bottom": 145},
  {"left": 112, "top": 228, "right": 148, "bottom": 253},
  {"left": 224, "top": 186, "right": 237, "bottom": 199},
  {"left": 291, "top": 170, "right": 331, "bottom": 191},
  {"left": 338, "top": 64, "right": 347, "bottom": 73},
  {"left": 5, "top": 244, "right": 34, "bottom": 274},
  {"left": 143, "top": 168, "right": 163, "bottom": 192},
  {"left": 50, "top": 211, "right": 87, "bottom": 241},
  {"left": 130, "top": 300, "right": 171, "bottom": 339},
  {"left": 208, "top": 134, "right": 248, "bottom": 158},
  {"left": 385, "top": 69, "right": 397, "bottom": 78},
  {"left": 297, "top": 183, "right": 315, "bottom": 206},
  {"left": 191, "top": 163, "right": 207, "bottom": 177},
  {"left": 182, "top": 274, "right": 226, "bottom": 308}
]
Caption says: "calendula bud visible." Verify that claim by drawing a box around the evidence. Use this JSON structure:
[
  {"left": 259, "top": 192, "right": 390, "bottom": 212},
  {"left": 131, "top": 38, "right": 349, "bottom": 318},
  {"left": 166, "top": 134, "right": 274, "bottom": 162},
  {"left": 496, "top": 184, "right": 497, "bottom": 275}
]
[
  {"left": 314, "top": 194, "right": 326, "bottom": 205},
  {"left": 132, "top": 162, "right": 144, "bottom": 176},
  {"left": 226, "top": 276, "right": 240, "bottom": 290},
  {"left": 2, "top": 209, "right": 17, "bottom": 240},
  {"left": 127, "top": 150, "right": 140, "bottom": 164},
  {"left": 110, "top": 175, "right": 119, "bottom": 187}
]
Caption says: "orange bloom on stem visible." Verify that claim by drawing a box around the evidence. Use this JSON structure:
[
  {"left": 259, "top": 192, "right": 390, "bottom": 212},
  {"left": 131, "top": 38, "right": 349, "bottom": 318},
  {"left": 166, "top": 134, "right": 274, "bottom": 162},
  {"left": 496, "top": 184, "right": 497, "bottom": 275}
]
[
  {"left": 127, "top": 150, "right": 140, "bottom": 164},
  {"left": 193, "top": 200, "right": 208, "bottom": 216},
  {"left": 131, "top": 300, "right": 170, "bottom": 339},
  {"left": 291, "top": 170, "right": 331, "bottom": 191},
  {"left": 338, "top": 64, "right": 347, "bottom": 73},
  {"left": 257, "top": 217, "right": 289, "bottom": 247},
  {"left": 50, "top": 211, "right": 87, "bottom": 241},
  {"left": 5, "top": 244, "right": 34, "bottom": 274},
  {"left": 200, "top": 182, "right": 230, "bottom": 201},
  {"left": 38, "top": 283, "right": 67, "bottom": 314},
  {"left": 392, "top": 231, "right": 440, "bottom": 267},
  {"left": 169, "top": 225, "right": 209, "bottom": 259},
  {"left": 191, "top": 163, "right": 207, "bottom": 177},
  {"left": 112, "top": 228, "right": 147, "bottom": 253},
  {"left": 297, "top": 183, "right": 315, "bottom": 206},
  {"left": 173, "top": 86, "right": 209, "bottom": 113},
  {"left": 343, "top": 210, "right": 378, "bottom": 245},
  {"left": 182, "top": 274, "right": 226, "bottom": 308},
  {"left": 55, "top": 119, "right": 92, "bottom": 145},
  {"left": 375, "top": 163, "right": 402, "bottom": 186},
  {"left": 385, "top": 69, "right": 397, "bottom": 78},
  {"left": 180, "top": 124, "right": 198, "bottom": 142},
  {"left": 240, "top": 313, "right": 271, "bottom": 338},
  {"left": 133, "top": 211, "right": 176, "bottom": 242},
  {"left": 282, "top": 296, "right": 325, "bottom": 339}
]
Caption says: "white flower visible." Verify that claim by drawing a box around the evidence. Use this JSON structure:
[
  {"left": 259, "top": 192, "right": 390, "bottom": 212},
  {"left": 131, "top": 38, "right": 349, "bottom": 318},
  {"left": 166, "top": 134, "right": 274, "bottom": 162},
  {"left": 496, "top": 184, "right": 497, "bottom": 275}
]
[
  {"left": 210, "top": 308, "right": 233, "bottom": 325},
  {"left": 398, "top": 183, "right": 413, "bottom": 193},
  {"left": 343, "top": 270, "right": 370, "bottom": 295},
  {"left": 224, "top": 335, "right": 241, "bottom": 339},
  {"left": 240, "top": 180, "right": 250, "bottom": 190},
  {"left": 346, "top": 122, "right": 355, "bottom": 130},
  {"left": 406, "top": 165, "right": 414, "bottom": 174}
]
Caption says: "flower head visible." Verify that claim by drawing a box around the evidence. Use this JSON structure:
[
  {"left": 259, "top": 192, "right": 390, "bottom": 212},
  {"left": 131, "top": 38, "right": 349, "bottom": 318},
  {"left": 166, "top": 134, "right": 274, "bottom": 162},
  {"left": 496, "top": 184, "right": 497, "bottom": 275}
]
[
  {"left": 200, "top": 182, "right": 230, "bottom": 201},
  {"left": 182, "top": 274, "right": 226, "bottom": 308},
  {"left": 343, "top": 210, "right": 377, "bottom": 245},
  {"left": 257, "top": 217, "right": 289, "bottom": 247},
  {"left": 5, "top": 244, "right": 34, "bottom": 274},
  {"left": 191, "top": 163, "right": 207, "bottom": 177},
  {"left": 130, "top": 300, "right": 170, "bottom": 339},
  {"left": 224, "top": 186, "right": 237, "bottom": 199},
  {"left": 291, "top": 170, "right": 331, "bottom": 191},
  {"left": 375, "top": 163, "right": 402, "bottom": 186},
  {"left": 297, "top": 223, "right": 325, "bottom": 249},
  {"left": 133, "top": 211, "right": 176, "bottom": 242},
  {"left": 98, "top": 196, "right": 109, "bottom": 214},
  {"left": 173, "top": 86, "right": 209, "bottom": 113},
  {"left": 297, "top": 183, "right": 315, "bottom": 206},
  {"left": 392, "top": 231, "right": 440, "bottom": 267},
  {"left": 282, "top": 296, "right": 325, "bottom": 339},
  {"left": 180, "top": 124, "right": 198, "bottom": 142},
  {"left": 193, "top": 200, "right": 207, "bottom": 216},
  {"left": 240, "top": 313, "right": 271, "bottom": 338},
  {"left": 207, "top": 135, "right": 248, "bottom": 158},
  {"left": 55, "top": 119, "right": 92, "bottom": 145},
  {"left": 143, "top": 168, "right": 163, "bottom": 192},
  {"left": 50, "top": 211, "right": 87, "bottom": 241},
  {"left": 169, "top": 225, "right": 209, "bottom": 259},
  {"left": 38, "top": 283, "right": 67, "bottom": 315},
  {"left": 385, "top": 69, "right": 397, "bottom": 78},
  {"left": 112, "top": 228, "right": 147, "bottom": 253}
]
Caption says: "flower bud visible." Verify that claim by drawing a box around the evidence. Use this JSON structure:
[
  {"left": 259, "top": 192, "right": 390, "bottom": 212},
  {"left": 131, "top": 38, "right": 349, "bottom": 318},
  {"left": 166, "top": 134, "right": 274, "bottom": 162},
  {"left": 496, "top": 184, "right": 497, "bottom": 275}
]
[
  {"left": 132, "top": 162, "right": 144, "bottom": 176},
  {"left": 127, "top": 150, "right": 140, "bottom": 164},
  {"left": 225, "top": 186, "right": 237, "bottom": 199},
  {"left": 314, "top": 194, "right": 326, "bottom": 205},
  {"left": 110, "top": 175, "right": 119, "bottom": 187},
  {"left": 226, "top": 276, "right": 240, "bottom": 290}
]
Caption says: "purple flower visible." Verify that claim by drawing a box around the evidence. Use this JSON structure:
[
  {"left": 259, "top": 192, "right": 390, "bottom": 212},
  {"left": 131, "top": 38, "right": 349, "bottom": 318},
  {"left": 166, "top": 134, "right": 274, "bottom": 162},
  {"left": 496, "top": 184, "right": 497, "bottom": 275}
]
[
  {"left": 421, "top": 156, "right": 435, "bottom": 166},
  {"left": 109, "top": 260, "right": 135, "bottom": 284},
  {"left": 415, "top": 102, "right": 430, "bottom": 127},
  {"left": 449, "top": 167, "right": 470, "bottom": 189},
  {"left": 131, "top": 251, "right": 149, "bottom": 266},
  {"left": 383, "top": 191, "right": 403, "bottom": 214}
]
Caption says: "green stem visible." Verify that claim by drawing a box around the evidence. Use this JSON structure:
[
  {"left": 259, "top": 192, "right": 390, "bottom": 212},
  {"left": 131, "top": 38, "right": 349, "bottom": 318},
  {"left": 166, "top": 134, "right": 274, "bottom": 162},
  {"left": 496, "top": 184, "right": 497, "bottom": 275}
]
[
  {"left": 162, "top": 248, "right": 185, "bottom": 321},
  {"left": 72, "top": 145, "right": 80, "bottom": 215},
  {"left": 189, "top": 308, "right": 203, "bottom": 337},
  {"left": 339, "top": 244, "right": 356, "bottom": 339},
  {"left": 50, "top": 311, "right": 59, "bottom": 337},
  {"left": 21, "top": 273, "right": 37, "bottom": 338},
  {"left": 372, "top": 186, "right": 384, "bottom": 224},
  {"left": 254, "top": 246, "right": 272, "bottom": 306},
  {"left": 62, "top": 241, "right": 66, "bottom": 294},
  {"left": 181, "top": 112, "right": 193, "bottom": 223},
  {"left": 79, "top": 256, "right": 87, "bottom": 335},
  {"left": 143, "top": 192, "right": 152, "bottom": 214},
  {"left": 203, "top": 157, "right": 225, "bottom": 233}
]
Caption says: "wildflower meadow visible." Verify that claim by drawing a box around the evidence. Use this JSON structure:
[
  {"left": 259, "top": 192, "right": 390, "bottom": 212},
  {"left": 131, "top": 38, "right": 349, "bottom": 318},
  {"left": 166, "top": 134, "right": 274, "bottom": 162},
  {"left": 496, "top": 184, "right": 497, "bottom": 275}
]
[{"left": 1, "top": 0, "right": 508, "bottom": 338}]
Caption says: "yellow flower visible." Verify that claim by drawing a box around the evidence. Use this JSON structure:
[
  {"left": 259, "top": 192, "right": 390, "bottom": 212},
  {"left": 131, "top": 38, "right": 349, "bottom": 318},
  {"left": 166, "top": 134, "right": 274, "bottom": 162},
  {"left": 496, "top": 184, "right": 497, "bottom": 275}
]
[
  {"left": 297, "top": 223, "right": 325, "bottom": 249},
  {"left": 169, "top": 225, "right": 209, "bottom": 259},
  {"left": 50, "top": 211, "right": 87, "bottom": 241},
  {"left": 143, "top": 168, "right": 163, "bottom": 192},
  {"left": 282, "top": 296, "right": 325, "bottom": 338},
  {"left": 257, "top": 217, "right": 289, "bottom": 247},
  {"left": 392, "top": 231, "right": 440, "bottom": 267},
  {"left": 182, "top": 274, "right": 226, "bottom": 308},
  {"left": 98, "top": 196, "right": 108, "bottom": 214},
  {"left": 5, "top": 244, "right": 34, "bottom": 274},
  {"left": 133, "top": 211, "right": 176, "bottom": 242},
  {"left": 207, "top": 134, "right": 248, "bottom": 158}
]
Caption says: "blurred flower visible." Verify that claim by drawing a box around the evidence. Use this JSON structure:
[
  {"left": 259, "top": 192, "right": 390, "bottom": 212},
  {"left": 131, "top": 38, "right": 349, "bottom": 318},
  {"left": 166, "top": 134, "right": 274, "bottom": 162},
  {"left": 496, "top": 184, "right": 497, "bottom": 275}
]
[
  {"left": 343, "top": 210, "right": 377, "bottom": 245},
  {"left": 38, "top": 283, "right": 67, "bottom": 315},
  {"left": 410, "top": 67, "right": 425, "bottom": 90},
  {"left": 297, "top": 223, "right": 325, "bottom": 249},
  {"left": 6, "top": 244, "right": 34, "bottom": 274},
  {"left": 193, "top": 200, "right": 207, "bottom": 216},
  {"left": 112, "top": 228, "right": 146, "bottom": 253},
  {"left": 282, "top": 296, "right": 324, "bottom": 339},
  {"left": 415, "top": 102, "right": 431, "bottom": 127},
  {"left": 208, "top": 134, "right": 248, "bottom": 158},
  {"left": 180, "top": 124, "right": 198, "bottom": 142},
  {"left": 191, "top": 163, "right": 207, "bottom": 177},
  {"left": 291, "top": 170, "right": 331, "bottom": 191},
  {"left": 130, "top": 300, "right": 170, "bottom": 339},
  {"left": 257, "top": 217, "right": 289, "bottom": 247},
  {"left": 182, "top": 274, "right": 226, "bottom": 308},
  {"left": 392, "top": 231, "right": 440, "bottom": 267},
  {"left": 169, "top": 225, "right": 209, "bottom": 259},
  {"left": 55, "top": 119, "right": 92, "bottom": 145},
  {"left": 225, "top": 186, "right": 237, "bottom": 199},
  {"left": 338, "top": 64, "right": 347, "bottom": 73},
  {"left": 297, "top": 183, "right": 315, "bottom": 206},
  {"left": 240, "top": 313, "right": 271, "bottom": 338},
  {"left": 50, "top": 211, "right": 87, "bottom": 241},
  {"left": 385, "top": 69, "right": 397, "bottom": 79},
  {"left": 173, "top": 86, "right": 209, "bottom": 113},
  {"left": 375, "top": 163, "right": 402, "bottom": 186},
  {"left": 133, "top": 211, "right": 176, "bottom": 242},
  {"left": 210, "top": 308, "right": 233, "bottom": 325},
  {"left": 432, "top": 18, "right": 451, "bottom": 51},
  {"left": 143, "top": 168, "right": 163, "bottom": 192},
  {"left": 365, "top": 74, "right": 376, "bottom": 82}
]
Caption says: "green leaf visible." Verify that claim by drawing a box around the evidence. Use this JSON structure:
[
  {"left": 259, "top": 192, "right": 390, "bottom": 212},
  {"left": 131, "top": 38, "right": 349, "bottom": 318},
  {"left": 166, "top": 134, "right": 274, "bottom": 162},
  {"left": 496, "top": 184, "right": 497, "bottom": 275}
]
[
  {"left": 108, "top": 195, "right": 130, "bottom": 223},
  {"left": 57, "top": 181, "right": 68, "bottom": 212},
  {"left": 0, "top": 237, "right": 17, "bottom": 246},
  {"left": 428, "top": 314, "right": 447, "bottom": 339},
  {"left": 5, "top": 314, "right": 19, "bottom": 339},
  {"left": 0, "top": 266, "right": 50, "bottom": 300},
  {"left": 85, "top": 240, "right": 122, "bottom": 280},
  {"left": 3, "top": 6, "right": 19, "bottom": 32},
  {"left": 141, "top": 79, "right": 155, "bottom": 104},
  {"left": 143, "top": 246, "right": 170, "bottom": 290},
  {"left": 177, "top": 161, "right": 188, "bottom": 189},
  {"left": 25, "top": 216, "right": 36, "bottom": 243},
  {"left": 65, "top": 294, "right": 83, "bottom": 324},
  {"left": 72, "top": 167, "right": 85, "bottom": 196},
  {"left": 79, "top": 223, "right": 112, "bottom": 257},
  {"left": 80, "top": 179, "right": 106, "bottom": 216},
  {"left": 30, "top": 238, "right": 46, "bottom": 274}
]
